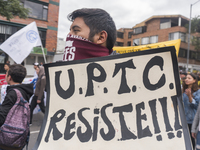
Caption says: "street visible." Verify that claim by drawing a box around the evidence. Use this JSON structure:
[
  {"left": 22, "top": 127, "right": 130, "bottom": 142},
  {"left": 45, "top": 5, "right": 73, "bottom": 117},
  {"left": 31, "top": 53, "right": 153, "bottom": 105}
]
[{"left": 23, "top": 112, "right": 44, "bottom": 150}]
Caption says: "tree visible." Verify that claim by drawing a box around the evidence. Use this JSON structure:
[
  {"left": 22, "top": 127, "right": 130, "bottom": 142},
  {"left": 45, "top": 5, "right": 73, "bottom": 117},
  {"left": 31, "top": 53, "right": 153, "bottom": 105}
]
[
  {"left": 185, "top": 16, "right": 200, "bottom": 52},
  {"left": 190, "top": 16, "right": 200, "bottom": 33},
  {"left": 0, "top": 0, "right": 29, "bottom": 21}
]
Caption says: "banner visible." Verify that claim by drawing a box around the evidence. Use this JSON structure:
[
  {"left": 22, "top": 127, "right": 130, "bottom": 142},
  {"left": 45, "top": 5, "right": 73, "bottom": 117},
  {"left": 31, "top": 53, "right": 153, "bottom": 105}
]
[
  {"left": 31, "top": 47, "right": 47, "bottom": 55},
  {"left": 34, "top": 46, "right": 192, "bottom": 150},
  {"left": 113, "top": 39, "right": 181, "bottom": 56},
  {"left": 0, "top": 22, "right": 42, "bottom": 64}
]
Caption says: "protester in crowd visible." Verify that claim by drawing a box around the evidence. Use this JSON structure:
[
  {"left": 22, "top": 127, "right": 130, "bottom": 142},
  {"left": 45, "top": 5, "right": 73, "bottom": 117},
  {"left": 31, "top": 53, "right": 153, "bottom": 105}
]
[
  {"left": 33, "top": 62, "right": 39, "bottom": 78},
  {"left": 0, "top": 64, "right": 33, "bottom": 126},
  {"left": 6, "top": 60, "right": 10, "bottom": 64},
  {"left": 63, "top": 8, "right": 117, "bottom": 61},
  {"left": 4, "top": 63, "right": 10, "bottom": 73},
  {"left": 30, "top": 65, "right": 46, "bottom": 125},
  {"left": 1, "top": 63, "right": 10, "bottom": 103},
  {"left": 192, "top": 103, "right": 200, "bottom": 150},
  {"left": 180, "top": 71, "right": 187, "bottom": 88},
  {"left": 182, "top": 73, "right": 200, "bottom": 149}
]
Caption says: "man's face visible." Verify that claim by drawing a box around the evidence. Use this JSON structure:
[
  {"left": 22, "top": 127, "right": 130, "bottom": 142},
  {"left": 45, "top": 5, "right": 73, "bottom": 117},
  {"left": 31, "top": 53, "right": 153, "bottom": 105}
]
[
  {"left": 35, "top": 67, "right": 40, "bottom": 75},
  {"left": 69, "top": 17, "right": 91, "bottom": 40},
  {"left": 34, "top": 65, "right": 38, "bottom": 70},
  {"left": 4, "top": 64, "right": 9, "bottom": 71},
  {"left": 68, "top": 17, "right": 107, "bottom": 47}
]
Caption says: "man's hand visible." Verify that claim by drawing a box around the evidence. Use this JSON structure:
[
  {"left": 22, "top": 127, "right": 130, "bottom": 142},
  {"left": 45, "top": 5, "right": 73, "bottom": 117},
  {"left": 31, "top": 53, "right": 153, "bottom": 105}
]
[
  {"left": 192, "top": 132, "right": 196, "bottom": 139},
  {"left": 37, "top": 100, "right": 41, "bottom": 104}
]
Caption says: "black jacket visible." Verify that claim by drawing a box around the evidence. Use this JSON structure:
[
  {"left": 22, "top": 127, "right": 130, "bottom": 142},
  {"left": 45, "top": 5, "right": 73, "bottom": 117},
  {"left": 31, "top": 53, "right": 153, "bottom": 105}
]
[{"left": 0, "top": 84, "right": 33, "bottom": 127}]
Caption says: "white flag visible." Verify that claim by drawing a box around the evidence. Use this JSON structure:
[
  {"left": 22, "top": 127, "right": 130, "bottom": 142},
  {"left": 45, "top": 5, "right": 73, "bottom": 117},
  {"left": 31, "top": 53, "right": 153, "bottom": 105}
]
[{"left": 0, "top": 21, "right": 42, "bottom": 64}]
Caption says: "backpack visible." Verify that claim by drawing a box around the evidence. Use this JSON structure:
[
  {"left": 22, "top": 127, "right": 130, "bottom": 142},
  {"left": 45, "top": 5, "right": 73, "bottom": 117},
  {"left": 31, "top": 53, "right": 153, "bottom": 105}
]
[{"left": 0, "top": 89, "right": 30, "bottom": 150}]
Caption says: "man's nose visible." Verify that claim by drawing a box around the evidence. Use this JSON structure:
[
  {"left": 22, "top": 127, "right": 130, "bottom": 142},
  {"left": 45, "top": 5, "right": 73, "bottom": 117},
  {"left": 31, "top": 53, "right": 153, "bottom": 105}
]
[{"left": 68, "top": 30, "right": 73, "bottom": 35}]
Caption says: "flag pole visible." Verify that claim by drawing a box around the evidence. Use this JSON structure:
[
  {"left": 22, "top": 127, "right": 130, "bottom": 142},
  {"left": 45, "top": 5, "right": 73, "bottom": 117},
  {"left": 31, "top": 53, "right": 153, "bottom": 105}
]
[{"left": 41, "top": 44, "right": 47, "bottom": 63}]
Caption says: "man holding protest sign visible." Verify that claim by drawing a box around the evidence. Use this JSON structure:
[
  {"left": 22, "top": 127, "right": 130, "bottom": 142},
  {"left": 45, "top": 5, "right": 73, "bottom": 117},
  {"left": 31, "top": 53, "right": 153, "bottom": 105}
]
[
  {"left": 63, "top": 8, "right": 117, "bottom": 61},
  {"left": 31, "top": 8, "right": 194, "bottom": 150}
]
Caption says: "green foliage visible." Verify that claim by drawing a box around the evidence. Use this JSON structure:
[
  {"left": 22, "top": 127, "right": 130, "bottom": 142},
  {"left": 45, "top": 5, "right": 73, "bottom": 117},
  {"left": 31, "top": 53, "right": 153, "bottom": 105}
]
[
  {"left": 0, "top": 0, "right": 29, "bottom": 21},
  {"left": 185, "top": 16, "right": 200, "bottom": 51},
  {"left": 192, "top": 36, "right": 200, "bottom": 51},
  {"left": 191, "top": 16, "right": 200, "bottom": 33}
]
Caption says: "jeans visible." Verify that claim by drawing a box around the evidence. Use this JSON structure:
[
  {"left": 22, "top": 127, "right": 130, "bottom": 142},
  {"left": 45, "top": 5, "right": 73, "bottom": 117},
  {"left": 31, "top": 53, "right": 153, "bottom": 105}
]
[{"left": 30, "top": 95, "right": 45, "bottom": 124}]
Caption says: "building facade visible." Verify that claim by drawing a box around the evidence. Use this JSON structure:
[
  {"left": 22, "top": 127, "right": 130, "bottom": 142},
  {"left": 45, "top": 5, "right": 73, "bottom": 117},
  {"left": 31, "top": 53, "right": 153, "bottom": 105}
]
[
  {"left": 0, "top": 0, "right": 59, "bottom": 76},
  {"left": 116, "top": 15, "right": 200, "bottom": 72}
]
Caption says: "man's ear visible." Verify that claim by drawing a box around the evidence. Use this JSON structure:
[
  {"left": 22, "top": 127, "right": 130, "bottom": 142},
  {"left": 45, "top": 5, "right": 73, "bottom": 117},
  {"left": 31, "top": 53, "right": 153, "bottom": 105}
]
[
  {"left": 7, "top": 75, "right": 11, "bottom": 81},
  {"left": 95, "top": 30, "right": 108, "bottom": 46}
]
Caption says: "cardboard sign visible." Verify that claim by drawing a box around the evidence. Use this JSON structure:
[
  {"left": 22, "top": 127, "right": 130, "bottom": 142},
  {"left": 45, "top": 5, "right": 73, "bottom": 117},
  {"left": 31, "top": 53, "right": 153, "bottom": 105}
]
[
  {"left": 113, "top": 39, "right": 181, "bottom": 56},
  {"left": 33, "top": 46, "right": 192, "bottom": 150}
]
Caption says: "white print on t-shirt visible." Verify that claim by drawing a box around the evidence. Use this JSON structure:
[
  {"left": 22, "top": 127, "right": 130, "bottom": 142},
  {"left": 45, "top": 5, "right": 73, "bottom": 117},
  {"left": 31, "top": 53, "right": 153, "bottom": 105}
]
[{"left": 63, "top": 40, "right": 76, "bottom": 61}]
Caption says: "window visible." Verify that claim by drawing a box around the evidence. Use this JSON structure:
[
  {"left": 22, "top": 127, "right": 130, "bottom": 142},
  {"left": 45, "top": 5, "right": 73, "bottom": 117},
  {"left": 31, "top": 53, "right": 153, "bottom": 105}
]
[
  {"left": 141, "top": 37, "right": 149, "bottom": 45},
  {"left": 116, "top": 42, "right": 124, "bottom": 46},
  {"left": 0, "top": 25, "right": 21, "bottom": 44},
  {"left": 26, "top": 56, "right": 36, "bottom": 65},
  {"left": 39, "top": 30, "right": 47, "bottom": 47},
  {"left": 180, "top": 49, "right": 197, "bottom": 59},
  {"left": 0, "top": 24, "right": 46, "bottom": 46},
  {"left": 0, "top": 25, "right": 6, "bottom": 34},
  {"left": 180, "top": 33, "right": 186, "bottom": 42},
  {"left": 128, "top": 32, "right": 132, "bottom": 39},
  {"left": 178, "top": 49, "right": 187, "bottom": 58},
  {"left": 133, "top": 26, "right": 147, "bottom": 35},
  {"left": 117, "top": 32, "right": 124, "bottom": 39},
  {"left": 0, "top": 25, "right": 7, "bottom": 44},
  {"left": 127, "top": 41, "right": 131, "bottom": 46},
  {"left": 133, "top": 38, "right": 140, "bottom": 46},
  {"left": 160, "top": 18, "right": 171, "bottom": 29},
  {"left": 0, "top": 25, "right": 12, "bottom": 34},
  {"left": 0, "top": 53, "right": 6, "bottom": 64},
  {"left": 169, "top": 32, "right": 186, "bottom": 42},
  {"left": 190, "top": 51, "right": 197, "bottom": 59},
  {"left": 134, "top": 27, "right": 142, "bottom": 34},
  {"left": 197, "top": 52, "right": 200, "bottom": 61},
  {"left": 150, "top": 36, "right": 158, "bottom": 44},
  {"left": 23, "top": 1, "right": 48, "bottom": 20}
]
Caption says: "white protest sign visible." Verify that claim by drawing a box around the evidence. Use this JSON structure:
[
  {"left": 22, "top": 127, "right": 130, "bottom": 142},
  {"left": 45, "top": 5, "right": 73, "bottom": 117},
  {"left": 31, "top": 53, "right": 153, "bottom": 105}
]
[{"left": 34, "top": 46, "right": 192, "bottom": 150}]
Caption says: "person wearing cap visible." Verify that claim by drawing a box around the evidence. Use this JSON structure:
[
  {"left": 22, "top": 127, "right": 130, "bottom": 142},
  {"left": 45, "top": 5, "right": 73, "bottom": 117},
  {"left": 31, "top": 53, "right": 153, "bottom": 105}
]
[
  {"left": 182, "top": 73, "right": 200, "bottom": 149},
  {"left": 63, "top": 8, "right": 117, "bottom": 61}
]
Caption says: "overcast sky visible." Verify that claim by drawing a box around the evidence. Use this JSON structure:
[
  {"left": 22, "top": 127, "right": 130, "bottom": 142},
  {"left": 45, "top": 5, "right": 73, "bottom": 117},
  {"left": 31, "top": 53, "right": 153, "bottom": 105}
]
[{"left": 57, "top": 0, "right": 200, "bottom": 39}]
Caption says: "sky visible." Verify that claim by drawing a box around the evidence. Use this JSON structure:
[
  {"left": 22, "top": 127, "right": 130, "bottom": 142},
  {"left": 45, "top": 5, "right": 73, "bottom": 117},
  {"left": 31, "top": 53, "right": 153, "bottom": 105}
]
[{"left": 57, "top": 0, "right": 200, "bottom": 39}]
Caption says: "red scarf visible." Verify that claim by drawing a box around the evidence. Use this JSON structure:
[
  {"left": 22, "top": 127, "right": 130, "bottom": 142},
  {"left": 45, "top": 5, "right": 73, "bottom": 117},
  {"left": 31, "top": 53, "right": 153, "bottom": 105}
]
[{"left": 63, "top": 34, "right": 112, "bottom": 61}]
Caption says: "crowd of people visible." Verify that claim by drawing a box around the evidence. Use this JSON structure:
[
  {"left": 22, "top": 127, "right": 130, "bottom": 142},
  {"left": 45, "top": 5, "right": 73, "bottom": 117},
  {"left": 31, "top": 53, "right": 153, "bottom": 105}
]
[
  {"left": 0, "top": 7, "right": 199, "bottom": 150},
  {"left": 180, "top": 70, "right": 200, "bottom": 150}
]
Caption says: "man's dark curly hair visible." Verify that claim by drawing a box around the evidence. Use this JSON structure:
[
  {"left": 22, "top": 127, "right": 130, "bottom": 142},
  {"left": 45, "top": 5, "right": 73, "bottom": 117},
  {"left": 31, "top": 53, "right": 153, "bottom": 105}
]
[
  {"left": 68, "top": 8, "right": 117, "bottom": 51},
  {"left": 7, "top": 64, "right": 26, "bottom": 83}
]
